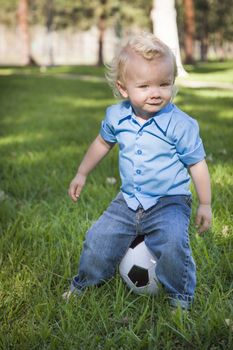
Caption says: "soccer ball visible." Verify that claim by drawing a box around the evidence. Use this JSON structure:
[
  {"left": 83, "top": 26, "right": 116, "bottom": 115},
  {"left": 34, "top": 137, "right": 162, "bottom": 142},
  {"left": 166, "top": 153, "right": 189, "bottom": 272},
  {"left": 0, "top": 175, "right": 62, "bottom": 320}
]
[{"left": 119, "top": 235, "right": 159, "bottom": 295}]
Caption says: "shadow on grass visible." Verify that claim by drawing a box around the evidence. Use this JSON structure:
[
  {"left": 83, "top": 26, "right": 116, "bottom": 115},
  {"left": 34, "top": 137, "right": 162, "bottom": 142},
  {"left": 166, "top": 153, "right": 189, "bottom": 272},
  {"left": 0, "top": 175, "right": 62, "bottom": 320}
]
[{"left": 184, "top": 60, "right": 233, "bottom": 74}]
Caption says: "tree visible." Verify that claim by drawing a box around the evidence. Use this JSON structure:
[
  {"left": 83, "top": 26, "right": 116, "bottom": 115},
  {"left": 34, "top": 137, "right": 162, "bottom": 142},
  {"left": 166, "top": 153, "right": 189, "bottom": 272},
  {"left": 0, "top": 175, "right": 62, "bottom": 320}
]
[
  {"left": 176, "top": 0, "right": 233, "bottom": 61},
  {"left": 151, "top": 0, "right": 187, "bottom": 76},
  {"left": 194, "top": 0, "right": 209, "bottom": 61},
  {"left": 44, "top": 0, "right": 55, "bottom": 65},
  {"left": 31, "top": 0, "right": 152, "bottom": 65},
  {"left": 0, "top": 0, "right": 30, "bottom": 64},
  {"left": 50, "top": 0, "right": 152, "bottom": 66},
  {"left": 183, "top": 0, "right": 195, "bottom": 64},
  {"left": 17, "top": 0, "right": 34, "bottom": 65},
  {"left": 194, "top": 0, "right": 233, "bottom": 61},
  {"left": 0, "top": 0, "right": 37, "bottom": 65},
  {"left": 0, "top": 0, "right": 18, "bottom": 25},
  {"left": 0, "top": 0, "right": 153, "bottom": 66}
]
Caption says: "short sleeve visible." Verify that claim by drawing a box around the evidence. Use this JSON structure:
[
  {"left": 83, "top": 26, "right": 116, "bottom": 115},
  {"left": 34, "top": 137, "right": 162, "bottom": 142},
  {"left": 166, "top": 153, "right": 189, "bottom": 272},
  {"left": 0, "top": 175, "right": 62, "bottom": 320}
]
[
  {"left": 99, "top": 106, "right": 117, "bottom": 143},
  {"left": 172, "top": 116, "right": 206, "bottom": 166}
]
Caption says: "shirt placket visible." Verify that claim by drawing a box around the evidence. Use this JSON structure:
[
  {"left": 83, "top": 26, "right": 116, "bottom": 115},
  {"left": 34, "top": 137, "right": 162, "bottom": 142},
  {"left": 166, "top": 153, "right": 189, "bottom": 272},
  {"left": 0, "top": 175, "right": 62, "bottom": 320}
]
[{"left": 133, "top": 119, "right": 153, "bottom": 196}]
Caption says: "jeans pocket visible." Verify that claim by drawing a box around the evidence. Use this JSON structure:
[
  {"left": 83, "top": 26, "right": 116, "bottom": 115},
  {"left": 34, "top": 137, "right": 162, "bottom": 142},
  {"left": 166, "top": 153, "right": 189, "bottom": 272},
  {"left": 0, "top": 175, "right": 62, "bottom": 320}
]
[
  {"left": 112, "top": 192, "right": 125, "bottom": 205},
  {"left": 185, "top": 196, "right": 192, "bottom": 208}
]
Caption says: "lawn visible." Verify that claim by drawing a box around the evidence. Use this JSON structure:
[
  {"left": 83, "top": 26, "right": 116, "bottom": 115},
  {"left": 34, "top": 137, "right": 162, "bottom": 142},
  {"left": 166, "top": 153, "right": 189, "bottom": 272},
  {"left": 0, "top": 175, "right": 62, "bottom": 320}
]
[
  {"left": 178, "top": 60, "right": 233, "bottom": 84},
  {"left": 0, "top": 63, "right": 232, "bottom": 349}
]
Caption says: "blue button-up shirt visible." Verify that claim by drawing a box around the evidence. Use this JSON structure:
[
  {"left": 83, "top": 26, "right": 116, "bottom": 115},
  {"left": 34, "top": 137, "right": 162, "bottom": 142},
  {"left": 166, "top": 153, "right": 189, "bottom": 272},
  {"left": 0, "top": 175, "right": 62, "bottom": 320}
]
[{"left": 100, "top": 101, "right": 205, "bottom": 210}]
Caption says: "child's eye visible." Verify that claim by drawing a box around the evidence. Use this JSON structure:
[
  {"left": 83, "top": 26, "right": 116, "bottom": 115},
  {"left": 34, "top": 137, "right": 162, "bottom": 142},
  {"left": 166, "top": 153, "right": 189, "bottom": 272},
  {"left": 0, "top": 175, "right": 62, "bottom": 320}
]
[
  {"left": 138, "top": 85, "right": 149, "bottom": 89},
  {"left": 160, "top": 83, "right": 171, "bottom": 87}
]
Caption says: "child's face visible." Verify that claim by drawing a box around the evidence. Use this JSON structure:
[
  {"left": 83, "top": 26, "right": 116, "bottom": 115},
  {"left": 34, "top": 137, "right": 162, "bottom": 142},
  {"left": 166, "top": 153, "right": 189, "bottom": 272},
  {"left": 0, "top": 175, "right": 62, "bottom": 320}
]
[{"left": 117, "top": 53, "right": 174, "bottom": 119}]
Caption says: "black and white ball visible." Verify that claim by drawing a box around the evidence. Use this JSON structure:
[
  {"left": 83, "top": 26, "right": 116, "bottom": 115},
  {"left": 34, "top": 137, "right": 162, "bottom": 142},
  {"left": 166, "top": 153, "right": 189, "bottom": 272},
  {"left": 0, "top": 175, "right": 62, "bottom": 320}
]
[{"left": 119, "top": 235, "right": 159, "bottom": 295}]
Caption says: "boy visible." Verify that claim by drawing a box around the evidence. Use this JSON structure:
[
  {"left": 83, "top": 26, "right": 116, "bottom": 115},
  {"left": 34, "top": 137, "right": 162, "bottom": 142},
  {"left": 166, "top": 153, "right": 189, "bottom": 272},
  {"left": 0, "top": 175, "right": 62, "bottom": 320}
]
[{"left": 64, "top": 33, "right": 212, "bottom": 309}]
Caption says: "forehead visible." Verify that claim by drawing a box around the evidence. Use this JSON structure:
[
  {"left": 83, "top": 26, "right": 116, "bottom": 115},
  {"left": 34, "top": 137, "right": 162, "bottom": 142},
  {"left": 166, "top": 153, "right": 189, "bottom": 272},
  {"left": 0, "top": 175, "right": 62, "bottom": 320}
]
[{"left": 124, "top": 51, "right": 174, "bottom": 80}]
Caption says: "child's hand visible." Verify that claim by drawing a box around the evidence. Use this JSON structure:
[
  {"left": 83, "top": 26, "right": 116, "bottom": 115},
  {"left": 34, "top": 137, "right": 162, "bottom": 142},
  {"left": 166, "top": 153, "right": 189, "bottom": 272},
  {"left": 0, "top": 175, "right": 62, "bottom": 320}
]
[
  {"left": 195, "top": 204, "right": 212, "bottom": 234},
  {"left": 68, "top": 173, "right": 86, "bottom": 202}
]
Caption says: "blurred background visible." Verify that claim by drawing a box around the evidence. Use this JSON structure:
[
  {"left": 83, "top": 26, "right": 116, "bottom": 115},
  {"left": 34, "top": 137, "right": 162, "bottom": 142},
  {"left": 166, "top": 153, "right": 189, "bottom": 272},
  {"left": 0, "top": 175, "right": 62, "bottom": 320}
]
[{"left": 0, "top": 0, "right": 232, "bottom": 69}]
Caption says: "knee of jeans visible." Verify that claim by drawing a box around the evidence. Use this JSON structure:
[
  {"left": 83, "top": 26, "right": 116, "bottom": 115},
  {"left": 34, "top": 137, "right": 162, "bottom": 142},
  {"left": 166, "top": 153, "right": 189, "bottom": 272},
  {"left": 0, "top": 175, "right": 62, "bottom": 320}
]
[
  {"left": 79, "top": 250, "right": 114, "bottom": 282},
  {"left": 155, "top": 243, "right": 193, "bottom": 277},
  {"left": 162, "top": 239, "right": 190, "bottom": 258}
]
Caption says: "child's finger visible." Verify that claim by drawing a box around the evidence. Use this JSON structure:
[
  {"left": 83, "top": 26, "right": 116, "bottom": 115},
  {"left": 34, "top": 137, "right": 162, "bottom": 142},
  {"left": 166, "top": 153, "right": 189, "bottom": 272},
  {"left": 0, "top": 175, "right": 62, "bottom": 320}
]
[
  {"left": 198, "top": 218, "right": 211, "bottom": 234},
  {"left": 68, "top": 184, "right": 78, "bottom": 202},
  {"left": 75, "top": 186, "right": 82, "bottom": 199},
  {"left": 195, "top": 214, "right": 202, "bottom": 228}
]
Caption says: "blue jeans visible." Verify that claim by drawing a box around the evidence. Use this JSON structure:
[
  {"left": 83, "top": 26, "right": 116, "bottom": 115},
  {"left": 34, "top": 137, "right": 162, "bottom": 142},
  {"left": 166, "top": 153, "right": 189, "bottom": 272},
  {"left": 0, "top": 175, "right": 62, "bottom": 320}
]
[{"left": 71, "top": 192, "right": 196, "bottom": 309}]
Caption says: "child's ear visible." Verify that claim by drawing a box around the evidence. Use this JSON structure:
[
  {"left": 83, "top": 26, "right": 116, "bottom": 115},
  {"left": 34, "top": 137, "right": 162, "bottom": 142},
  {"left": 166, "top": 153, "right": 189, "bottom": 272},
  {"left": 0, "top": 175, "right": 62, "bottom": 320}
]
[{"left": 117, "top": 80, "right": 128, "bottom": 99}]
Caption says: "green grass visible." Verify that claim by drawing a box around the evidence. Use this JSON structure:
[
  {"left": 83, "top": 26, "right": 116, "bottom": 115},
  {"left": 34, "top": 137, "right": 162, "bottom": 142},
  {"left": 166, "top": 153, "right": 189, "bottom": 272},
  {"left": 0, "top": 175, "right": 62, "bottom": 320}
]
[
  {"left": 181, "top": 60, "right": 233, "bottom": 84},
  {"left": 1, "top": 60, "right": 232, "bottom": 84},
  {"left": 0, "top": 64, "right": 106, "bottom": 78},
  {"left": 0, "top": 63, "right": 233, "bottom": 349}
]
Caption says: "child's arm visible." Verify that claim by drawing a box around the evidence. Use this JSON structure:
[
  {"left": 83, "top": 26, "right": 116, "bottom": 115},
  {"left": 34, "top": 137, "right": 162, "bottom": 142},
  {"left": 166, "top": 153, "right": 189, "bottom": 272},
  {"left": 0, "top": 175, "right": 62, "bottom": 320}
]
[
  {"left": 189, "top": 159, "right": 212, "bottom": 234},
  {"left": 68, "top": 135, "right": 115, "bottom": 202}
]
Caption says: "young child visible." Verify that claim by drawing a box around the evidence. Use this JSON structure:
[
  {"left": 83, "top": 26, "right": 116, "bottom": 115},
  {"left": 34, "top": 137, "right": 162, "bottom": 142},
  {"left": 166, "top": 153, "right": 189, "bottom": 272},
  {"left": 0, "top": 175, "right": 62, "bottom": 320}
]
[{"left": 64, "top": 33, "right": 212, "bottom": 309}]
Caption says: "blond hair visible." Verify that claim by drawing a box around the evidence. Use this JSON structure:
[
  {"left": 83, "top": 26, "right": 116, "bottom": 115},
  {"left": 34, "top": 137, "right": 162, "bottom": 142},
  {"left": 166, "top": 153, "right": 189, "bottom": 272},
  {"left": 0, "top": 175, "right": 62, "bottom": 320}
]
[{"left": 106, "top": 32, "right": 177, "bottom": 98}]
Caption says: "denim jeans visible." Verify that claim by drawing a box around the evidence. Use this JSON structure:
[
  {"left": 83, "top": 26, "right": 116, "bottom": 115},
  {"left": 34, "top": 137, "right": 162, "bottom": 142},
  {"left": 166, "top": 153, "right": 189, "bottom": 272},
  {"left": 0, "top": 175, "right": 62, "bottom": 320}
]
[{"left": 71, "top": 192, "right": 196, "bottom": 309}]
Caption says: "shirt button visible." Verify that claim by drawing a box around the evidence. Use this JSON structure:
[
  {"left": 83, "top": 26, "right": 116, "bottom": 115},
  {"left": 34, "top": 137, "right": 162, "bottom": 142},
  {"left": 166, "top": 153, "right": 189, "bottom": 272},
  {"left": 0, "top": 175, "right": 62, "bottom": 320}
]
[
  {"left": 137, "top": 150, "right": 142, "bottom": 155},
  {"left": 137, "top": 186, "right": 141, "bottom": 192},
  {"left": 139, "top": 131, "right": 143, "bottom": 136},
  {"left": 136, "top": 169, "right": 141, "bottom": 174}
]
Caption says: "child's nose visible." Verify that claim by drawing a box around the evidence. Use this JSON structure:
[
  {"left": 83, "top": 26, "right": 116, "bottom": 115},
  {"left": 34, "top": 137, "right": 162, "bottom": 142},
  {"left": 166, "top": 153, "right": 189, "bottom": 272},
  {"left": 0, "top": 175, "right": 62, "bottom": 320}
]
[{"left": 150, "top": 87, "right": 160, "bottom": 98}]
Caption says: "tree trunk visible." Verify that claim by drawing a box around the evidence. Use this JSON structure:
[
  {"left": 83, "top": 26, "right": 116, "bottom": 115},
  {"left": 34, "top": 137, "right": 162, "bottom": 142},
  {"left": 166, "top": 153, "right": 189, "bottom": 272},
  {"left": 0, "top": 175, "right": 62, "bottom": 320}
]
[
  {"left": 183, "top": 0, "right": 195, "bottom": 64},
  {"left": 216, "top": 31, "right": 225, "bottom": 61},
  {"left": 151, "top": 0, "right": 187, "bottom": 76},
  {"left": 200, "top": 35, "right": 208, "bottom": 61},
  {"left": 46, "top": 0, "right": 54, "bottom": 66},
  {"left": 200, "top": 16, "right": 209, "bottom": 61},
  {"left": 97, "top": 14, "right": 105, "bottom": 66},
  {"left": 17, "top": 0, "right": 31, "bottom": 65}
]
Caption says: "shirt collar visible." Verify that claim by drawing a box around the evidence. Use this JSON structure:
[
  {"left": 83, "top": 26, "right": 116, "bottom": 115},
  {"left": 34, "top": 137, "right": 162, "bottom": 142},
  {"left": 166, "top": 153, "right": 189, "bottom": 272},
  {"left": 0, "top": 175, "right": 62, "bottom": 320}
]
[
  {"left": 118, "top": 101, "right": 174, "bottom": 135},
  {"left": 118, "top": 100, "right": 132, "bottom": 124},
  {"left": 151, "top": 102, "right": 174, "bottom": 135}
]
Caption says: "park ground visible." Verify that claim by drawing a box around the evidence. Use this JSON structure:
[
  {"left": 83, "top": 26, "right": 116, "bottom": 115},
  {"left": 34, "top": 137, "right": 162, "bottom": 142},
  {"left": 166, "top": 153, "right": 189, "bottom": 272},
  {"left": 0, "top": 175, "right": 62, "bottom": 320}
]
[{"left": 0, "top": 61, "right": 232, "bottom": 349}]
